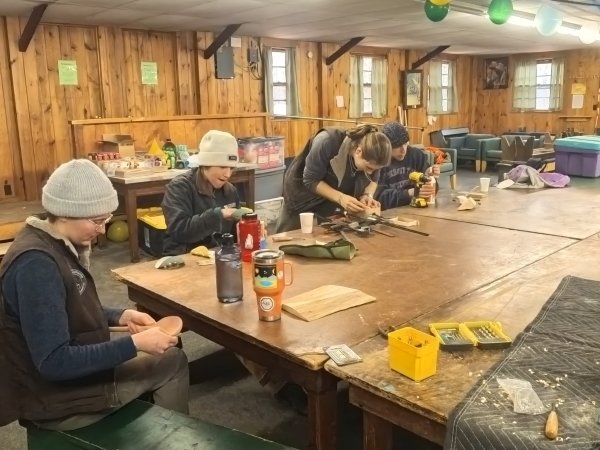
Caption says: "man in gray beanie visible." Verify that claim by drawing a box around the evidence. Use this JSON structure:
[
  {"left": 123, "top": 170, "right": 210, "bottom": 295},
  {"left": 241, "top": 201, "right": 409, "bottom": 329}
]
[
  {"left": 0, "top": 159, "right": 189, "bottom": 430},
  {"left": 376, "top": 121, "right": 440, "bottom": 209}
]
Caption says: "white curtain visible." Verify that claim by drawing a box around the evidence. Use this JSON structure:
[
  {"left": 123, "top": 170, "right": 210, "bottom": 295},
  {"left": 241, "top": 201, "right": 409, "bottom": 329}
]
[
  {"left": 263, "top": 47, "right": 301, "bottom": 115},
  {"left": 349, "top": 55, "right": 388, "bottom": 118},
  {"left": 428, "top": 60, "right": 443, "bottom": 114},
  {"left": 371, "top": 58, "right": 388, "bottom": 118},
  {"left": 512, "top": 58, "right": 537, "bottom": 110},
  {"left": 448, "top": 60, "right": 459, "bottom": 113},
  {"left": 550, "top": 57, "right": 564, "bottom": 111},
  {"left": 349, "top": 55, "right": 363, "bottom": 119},
  {"left": 286, "top": 48, "right": 301, "bottom": 115},
  {"left": 513, "top": 57, "right": 563, "bottom": 111},
  {"left": 263, "top": 47, "right": 273, "bottom": 114},
  {"left": 427, "top": 60, "right": 458, "bottom": 114}
]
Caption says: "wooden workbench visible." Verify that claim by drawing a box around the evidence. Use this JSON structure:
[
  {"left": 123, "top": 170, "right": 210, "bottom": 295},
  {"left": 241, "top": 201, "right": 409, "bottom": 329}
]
[
  {"left": 325, "top": 233, "right": 600, "bottom": 449},
  {"left": 112, "top": 217, "right": 574, "bottom": 449}
]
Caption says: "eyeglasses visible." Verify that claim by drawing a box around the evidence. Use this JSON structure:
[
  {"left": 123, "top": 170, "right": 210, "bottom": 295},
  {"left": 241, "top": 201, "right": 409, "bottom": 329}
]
[{"left": 87, "top": 214, "right": 113, "bottom": 228}]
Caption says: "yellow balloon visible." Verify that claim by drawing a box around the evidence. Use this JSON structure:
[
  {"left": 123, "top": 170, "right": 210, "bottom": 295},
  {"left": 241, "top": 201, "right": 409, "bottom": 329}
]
[
  {"left": 430, "top": 0, "right": 450, "bottom": 5},
  {"left": 107, "top": 220, "right": 129, "bottom": 242}
]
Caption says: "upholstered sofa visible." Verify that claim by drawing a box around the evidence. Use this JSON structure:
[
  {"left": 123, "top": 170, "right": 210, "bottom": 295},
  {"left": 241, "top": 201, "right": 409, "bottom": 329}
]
[{"left": 429, "top": 129, "right": 494, "bottom": 172}]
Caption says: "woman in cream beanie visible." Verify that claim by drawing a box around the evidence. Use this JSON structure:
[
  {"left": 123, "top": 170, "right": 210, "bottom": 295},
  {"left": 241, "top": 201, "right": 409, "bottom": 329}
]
[
  {"left": 161, "top": 130, "right": 252, "bottom": 255},
  {"left": 0, "top": 159, "right": 189, "bottom": 430}
]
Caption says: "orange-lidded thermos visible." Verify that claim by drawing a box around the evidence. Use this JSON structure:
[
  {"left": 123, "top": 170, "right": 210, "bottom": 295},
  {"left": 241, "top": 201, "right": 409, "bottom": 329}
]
[{"left": 251, "top": 249, "right": 293, "bottom": 321}]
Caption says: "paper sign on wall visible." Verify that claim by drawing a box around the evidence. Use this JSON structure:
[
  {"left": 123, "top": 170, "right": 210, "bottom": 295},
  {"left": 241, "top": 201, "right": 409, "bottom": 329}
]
[
  {"left": 141, "top": 62, "right": 158, "bottom": 85},
  {"left": 571, "top": 83, "right": 586, "bottom": 95},
  {"left": 572, "top": 94, "right": 584, "bottom": 109},
  {"left": 58, "top": 60, "right": 78, "bottom": 86}
]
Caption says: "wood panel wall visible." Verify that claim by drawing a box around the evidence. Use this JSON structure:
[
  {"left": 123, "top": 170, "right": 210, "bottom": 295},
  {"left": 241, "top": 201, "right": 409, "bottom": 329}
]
[
  {"left": 0, "top": 12, "right": 599, "bottom": 203},
  {"left": 473, "top": 49, "right": 600, "bottom": 136}
]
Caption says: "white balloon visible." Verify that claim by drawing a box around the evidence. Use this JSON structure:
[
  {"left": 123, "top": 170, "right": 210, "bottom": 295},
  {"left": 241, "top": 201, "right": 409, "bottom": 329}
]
[
  {"left": 534, "top": 5, "right": 563, "bottom": 37},
  {"left": 579, "top": 21, "right": 599, "bottom": 45}
]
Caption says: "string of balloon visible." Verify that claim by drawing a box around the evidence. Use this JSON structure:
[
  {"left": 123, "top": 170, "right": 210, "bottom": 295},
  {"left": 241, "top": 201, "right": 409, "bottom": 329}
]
[{"left": 423, "top": 0, "right": 599, "bottom": 44}]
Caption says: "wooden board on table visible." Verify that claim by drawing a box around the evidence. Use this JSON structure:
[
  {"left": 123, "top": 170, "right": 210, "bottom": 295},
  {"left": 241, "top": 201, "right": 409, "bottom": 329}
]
[{"left": 283, "top": 285, "right": 376, "bottom": 321}]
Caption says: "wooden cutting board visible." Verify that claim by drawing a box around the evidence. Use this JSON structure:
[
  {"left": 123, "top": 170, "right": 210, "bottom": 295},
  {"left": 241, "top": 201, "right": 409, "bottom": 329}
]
[{"left": 282, "top": 285, "right": 376, "bottom": 321}]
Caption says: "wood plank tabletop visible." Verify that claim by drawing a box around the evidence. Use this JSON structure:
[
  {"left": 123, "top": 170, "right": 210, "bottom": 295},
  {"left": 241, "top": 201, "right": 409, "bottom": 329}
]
[
  {"left": 0, "top": 200, "right": 44, "bottom": 241},
  {"left": 112, "top": 216, "right": 575, "bottom": 371},
  {"left": 401, "top": 177, "right": 600, "bottom": 240},
  {"left": 325, "top": 233, "right": 600, "bottom": 440}
]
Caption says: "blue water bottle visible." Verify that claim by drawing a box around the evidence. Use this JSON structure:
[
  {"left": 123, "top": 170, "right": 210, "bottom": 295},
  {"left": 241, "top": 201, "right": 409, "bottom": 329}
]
[{"left": 215, "top": 233, "right": 243, "bottom": 303}]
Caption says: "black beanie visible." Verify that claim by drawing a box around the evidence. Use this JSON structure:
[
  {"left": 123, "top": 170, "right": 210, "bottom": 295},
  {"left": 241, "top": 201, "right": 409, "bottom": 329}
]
[{"left": 382, "top": 122, "right": 409, "bottom": 148}]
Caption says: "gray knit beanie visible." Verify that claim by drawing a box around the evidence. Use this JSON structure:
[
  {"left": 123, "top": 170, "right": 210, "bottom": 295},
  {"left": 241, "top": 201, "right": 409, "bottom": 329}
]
[
  {"left": 382, "top": 122, "right": 410, "bottom": 148},
  {"left": 42, "top": 159, "right": 118, "bottom": 218}
]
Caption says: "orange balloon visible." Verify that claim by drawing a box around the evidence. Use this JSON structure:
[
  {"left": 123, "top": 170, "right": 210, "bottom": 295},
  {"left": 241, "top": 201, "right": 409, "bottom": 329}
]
[{"left": 430, "top": 0, "right": 450, "bottom": 5}]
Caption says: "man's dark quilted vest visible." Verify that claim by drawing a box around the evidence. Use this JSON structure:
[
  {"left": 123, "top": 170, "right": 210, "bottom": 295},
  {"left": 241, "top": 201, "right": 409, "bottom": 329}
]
[{"left": 0, "top": 225, "right": 116, "bottom": 425}]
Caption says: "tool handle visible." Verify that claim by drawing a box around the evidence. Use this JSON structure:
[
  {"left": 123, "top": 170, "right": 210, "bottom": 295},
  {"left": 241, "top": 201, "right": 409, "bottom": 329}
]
[
  {"left": 109, "top": 326, "right": 130, "bottom": 333},
  {"left": 545, "top": 409, "right": 558, "bottom": 440}
]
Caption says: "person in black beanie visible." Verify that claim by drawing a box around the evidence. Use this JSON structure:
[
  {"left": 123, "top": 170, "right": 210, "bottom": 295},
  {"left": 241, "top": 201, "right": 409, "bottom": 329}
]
[
  {"left": 0, "top": 159, "right": 189, "bottom": 431},
  {"left": 375, "top": 122, "right": 440, "bottom": 210}
]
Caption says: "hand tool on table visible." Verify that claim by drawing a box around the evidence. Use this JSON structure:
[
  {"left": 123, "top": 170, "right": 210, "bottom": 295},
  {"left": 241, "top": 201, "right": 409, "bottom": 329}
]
[
  {"left": 545, "top": 404, "right": 558, "bottom": 440},
  {"left": 318, "top": 215, "right": 368, "bottom": 240},
  {"left": 408, "top": 171, "right": 432, "bottom": 208},
  {"left": 347, "top": 212, "right": 429, "bottom": 237}
]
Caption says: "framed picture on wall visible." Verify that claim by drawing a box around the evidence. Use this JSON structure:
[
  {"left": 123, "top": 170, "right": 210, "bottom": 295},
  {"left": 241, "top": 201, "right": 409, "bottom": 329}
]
[
  {"left": 403, "top": 70, "right": 423, "bottom": 108},
  {"left": 484, "top": 57, "right": 508, "bottom": 89}
]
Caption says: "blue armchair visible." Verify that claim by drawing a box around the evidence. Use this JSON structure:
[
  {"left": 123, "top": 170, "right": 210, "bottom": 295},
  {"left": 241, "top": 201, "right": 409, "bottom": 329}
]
[
  {"left": 447, "top": 134, "right": 495, "bottom": 172},
  {"left": 419, "top": 146, "right": 458, "bottom": 190}
]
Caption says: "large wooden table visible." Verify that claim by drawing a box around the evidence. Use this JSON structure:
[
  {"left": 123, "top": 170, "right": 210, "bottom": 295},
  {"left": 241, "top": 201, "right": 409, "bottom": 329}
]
[
  {"left": 406, "top": 177, "right": 600, "bottom": 239},
  {"left": 112, "top": 216, "right": 574, "bottom": 449},
  {"left": 110, "top": 168, "right": 255, "bottom": 262},
  {"left": 325, "top": 234, "right": 600, "bottom": 449}
]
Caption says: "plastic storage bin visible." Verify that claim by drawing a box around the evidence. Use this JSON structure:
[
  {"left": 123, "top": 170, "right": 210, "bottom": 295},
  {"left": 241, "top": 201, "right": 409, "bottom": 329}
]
[
  {"left": 554, "top": 135, "right": 600, "bottom": 177},
  {"left": 388, "top": 327, "right": 439, "bottom": 382},
  {"left": 255, "top": 166, "right": 285, "bottom": 202},
  {"left": 238, "top": 136, "right": 285, "bottom": 170},
  {"left": 137, "top": 208, "right": 166, "bottom": 257}
]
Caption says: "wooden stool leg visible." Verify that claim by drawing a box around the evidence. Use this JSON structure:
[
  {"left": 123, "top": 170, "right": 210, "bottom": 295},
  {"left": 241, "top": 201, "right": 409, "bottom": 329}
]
[{"left": 450, "top": 173, "right": 457, "bottom": 190}]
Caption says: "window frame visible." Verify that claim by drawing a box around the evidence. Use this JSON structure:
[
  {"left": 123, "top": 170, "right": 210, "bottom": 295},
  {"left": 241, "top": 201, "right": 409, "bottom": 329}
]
[
  {"left": 535, "top": 58, "right": 552, "bottom": 111},
  {"left": 361, "top": 56, "right": 373, "bottom": 116},
  {"left": 271, "top": 48, "right": 288, "bottom": 116}
]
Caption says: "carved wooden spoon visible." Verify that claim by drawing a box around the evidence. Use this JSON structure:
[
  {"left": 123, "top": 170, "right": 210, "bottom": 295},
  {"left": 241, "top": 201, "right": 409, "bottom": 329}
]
[{"left": 109, "top": 316, "right": 183, "bottom": 336}]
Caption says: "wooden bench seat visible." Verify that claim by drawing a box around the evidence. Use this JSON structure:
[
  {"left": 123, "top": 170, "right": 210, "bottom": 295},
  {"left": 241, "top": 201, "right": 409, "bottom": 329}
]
[
  {"left": 0, "top": 241, "right": 11, "bottom": 262},
  {"left": 26, "top": 400, "right": 296, "bottom": 450}
]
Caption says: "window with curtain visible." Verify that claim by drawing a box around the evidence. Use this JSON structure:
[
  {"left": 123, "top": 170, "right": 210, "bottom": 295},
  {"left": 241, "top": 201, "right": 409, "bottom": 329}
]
[
  {"left": 428, "top": 60, "right": 458, "bottom": 114},
  {"left": 513, "top": 57, "right": 564, "bottom": 111},
  {"left": 264, "top": 47, "right": 301, "bottom": 116},
  {"left": 349, "top": 55, "right": 387, "bottom": 118}
]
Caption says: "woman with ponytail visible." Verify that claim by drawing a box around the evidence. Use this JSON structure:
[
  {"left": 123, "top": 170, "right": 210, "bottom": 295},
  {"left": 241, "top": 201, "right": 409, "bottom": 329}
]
[{"left": 276, "top": 124, "right": 392, "bottom": 232}]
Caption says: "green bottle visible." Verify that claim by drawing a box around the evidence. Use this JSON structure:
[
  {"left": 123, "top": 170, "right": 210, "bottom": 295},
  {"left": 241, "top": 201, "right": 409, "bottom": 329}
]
[{"left": 162, "top": 138, "right": 177, "bottom": 169}]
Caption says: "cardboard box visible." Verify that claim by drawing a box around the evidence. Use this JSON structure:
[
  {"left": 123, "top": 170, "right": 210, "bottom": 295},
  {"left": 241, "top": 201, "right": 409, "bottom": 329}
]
[{"left": 101, "top": 134, "right": 135, "bottom": 158}]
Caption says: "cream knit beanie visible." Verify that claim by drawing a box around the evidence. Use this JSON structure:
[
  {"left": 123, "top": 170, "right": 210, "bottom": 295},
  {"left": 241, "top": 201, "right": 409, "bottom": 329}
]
[
  {"left": 42, "top": 159, "right": 118, "bottom": 218},
  {"left": 194, "top": 130, "right": 240, "bottom": 167}
]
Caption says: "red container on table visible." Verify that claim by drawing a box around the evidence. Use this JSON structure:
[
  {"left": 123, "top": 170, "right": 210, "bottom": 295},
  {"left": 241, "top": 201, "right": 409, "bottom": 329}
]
[{"left": 236, "top": 213, "right": 261, "bottom": 262}]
